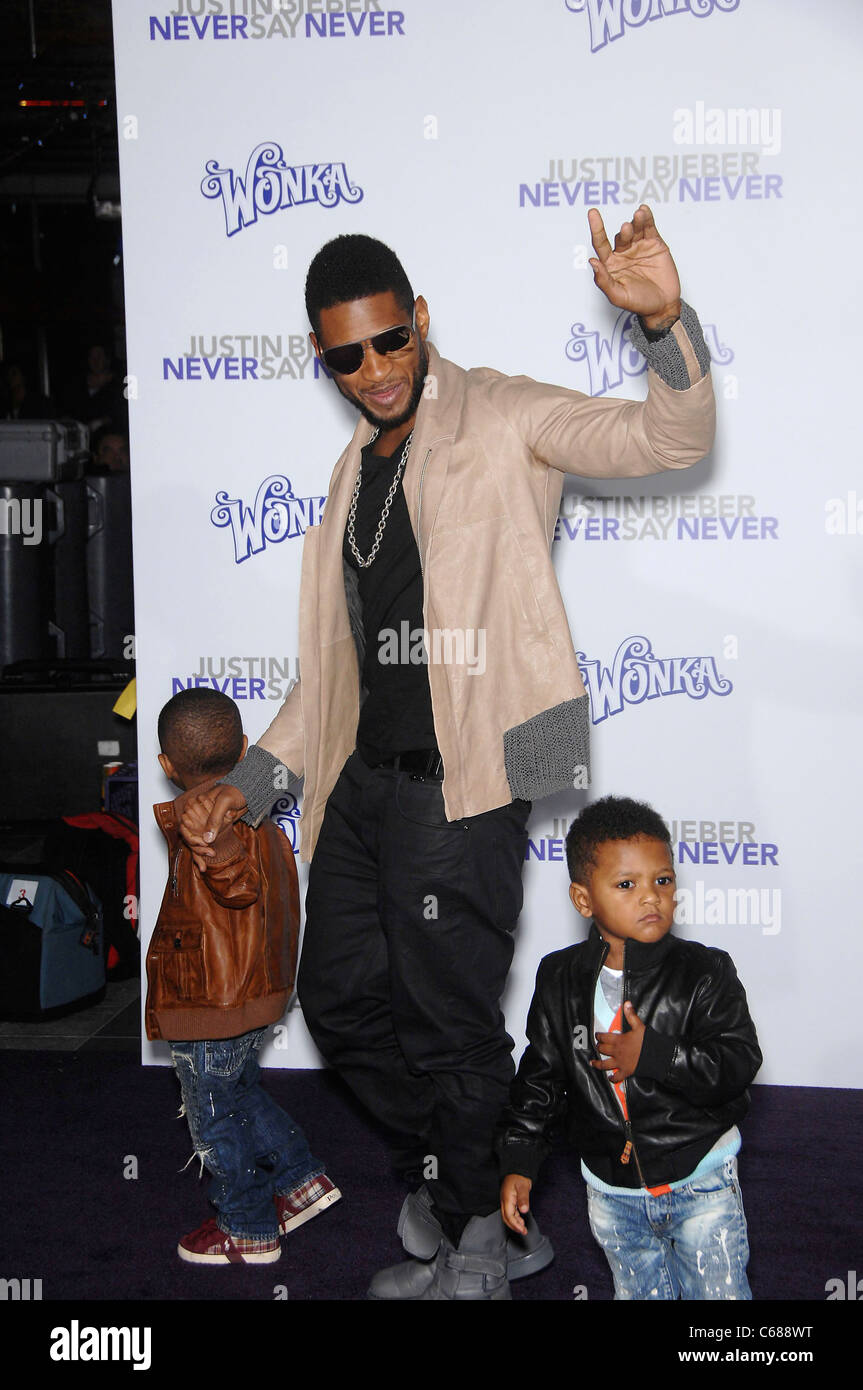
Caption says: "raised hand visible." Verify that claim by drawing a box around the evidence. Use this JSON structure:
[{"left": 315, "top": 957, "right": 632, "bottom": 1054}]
[{"left": 588, "top": 205, "right": 682, "bottom": 329}]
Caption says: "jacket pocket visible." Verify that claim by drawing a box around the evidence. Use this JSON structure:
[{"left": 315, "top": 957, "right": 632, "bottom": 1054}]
[
  {"left": 684, "top": 1156, "right": 738, "bottom": 1197},
  {"left": 204, "top": 1029, "right": 265, "bottom": 1078},
  {"left": 394, "top": 773, "right": 460, "bottom": 830},
  {"left": 148, "top": 921, "right": 206, "bottom": 1004}
]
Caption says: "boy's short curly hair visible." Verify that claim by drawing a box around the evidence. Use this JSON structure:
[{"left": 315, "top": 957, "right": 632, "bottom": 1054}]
[
  {"left": 565, "top": 795, "right": 672, "bottom": 884},
  {"left": 305, "top": 234, "right": 415, "bottom": 336},
  {"left": 157, "top": 688, "right": 244, "bottom": 782}
]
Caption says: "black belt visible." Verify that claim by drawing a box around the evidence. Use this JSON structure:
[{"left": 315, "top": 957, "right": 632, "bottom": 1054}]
[{"left": 361, "top": 747, "right": 444, "bottom": 779}]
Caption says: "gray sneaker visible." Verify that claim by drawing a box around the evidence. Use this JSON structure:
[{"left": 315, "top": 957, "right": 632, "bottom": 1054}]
[
  {"left": 367, "top": 1190, "right": 553, "bottom": 1299},
  {"left": 400, "top": 1186, "right": 553, "bottom": 1278},
  {"left": 416, "top": 1211, "right": 511, "bottom": 1301}
]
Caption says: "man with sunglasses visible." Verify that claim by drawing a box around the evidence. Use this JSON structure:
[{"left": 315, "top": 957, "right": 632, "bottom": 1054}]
[{"left": 185, "top": 206, "right": 715, "bottom": 1299}]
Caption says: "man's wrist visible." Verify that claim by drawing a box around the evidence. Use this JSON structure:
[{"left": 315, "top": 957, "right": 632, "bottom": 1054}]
[{"left": 639, "top": 300, "right": 682, "bottom": 336}]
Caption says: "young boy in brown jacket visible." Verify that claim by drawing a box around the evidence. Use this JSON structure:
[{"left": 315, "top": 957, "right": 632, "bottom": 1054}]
[{"left": 146, "top": 688, "right": 340, "bottom": 1264}]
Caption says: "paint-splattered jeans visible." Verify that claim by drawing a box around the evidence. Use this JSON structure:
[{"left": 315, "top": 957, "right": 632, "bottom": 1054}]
[
  {"left": 586, "top": 1155, "right": 752, "bottom": 1300},
  {"left": 170, "top": 1027, "right": 323, "bottom": 1240}
]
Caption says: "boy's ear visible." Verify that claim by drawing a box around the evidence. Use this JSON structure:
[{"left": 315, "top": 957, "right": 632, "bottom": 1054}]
[
  {"left": 239, "top": 735, "right": 248, "bottom": 759},
  {"left": 159, "top": 756, "right": 184, "bottom": 789},
  {"left": 569, "top": 880, "right": 592, "bottom": 919}
]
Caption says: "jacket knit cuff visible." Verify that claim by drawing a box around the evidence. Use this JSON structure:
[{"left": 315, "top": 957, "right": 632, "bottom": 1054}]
[
  {"left": 634, "top": 1024, "right": 677, "bottom": 1081},
  {"left": 503, "top": 694, "right": 591, "bottom": 801},
  {"left": 220, "top": 744, "right": 291, "bottom": 827},
  {"left": 629, "top": 299, "right": 712, "bottom": 389},
  {"left": 496, "top": 1140, "right": 545, "bottom": 1184}
]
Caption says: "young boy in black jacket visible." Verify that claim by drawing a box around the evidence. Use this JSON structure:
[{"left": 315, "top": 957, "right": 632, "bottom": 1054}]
[{"left": 498, "top": 795, "right": 761, "bottom": 1300}]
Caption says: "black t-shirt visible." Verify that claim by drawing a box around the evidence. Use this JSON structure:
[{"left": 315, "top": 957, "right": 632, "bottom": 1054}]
[{"left": 343, "top": 438, "right": 437, "bottom": 762}]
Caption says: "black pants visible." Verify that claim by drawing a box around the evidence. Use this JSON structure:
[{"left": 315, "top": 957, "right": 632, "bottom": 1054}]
[{"left": 298, "top": 751, "right": 530, "bottom": 1218}]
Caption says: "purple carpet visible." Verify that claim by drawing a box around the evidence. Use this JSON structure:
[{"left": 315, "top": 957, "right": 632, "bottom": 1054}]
[{"left": 2, "top": 1054, "right": 861, "bottom": 1303}]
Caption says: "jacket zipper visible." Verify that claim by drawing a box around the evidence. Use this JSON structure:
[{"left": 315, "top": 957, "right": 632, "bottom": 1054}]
[
  {"left": 620, "top": 1105, "right": 646, "bottom": 1186},
  {"left": 171, "top": 844, "right": 182, "bottom": 897},
  {"left": 171, "top": 844, "right": 183, "bottom": 947},
  {"left": 589, "top": 936, "right": 609, "bottom": 1069},
  {"left": 620, "top": 949, "right": 647, "bottom": 1186},
  {"left": 259, "top": 841, "right": 273, "bottom": 991},
  {"left": 591, "top": 938, "right": 643, "bottom": 1180}
]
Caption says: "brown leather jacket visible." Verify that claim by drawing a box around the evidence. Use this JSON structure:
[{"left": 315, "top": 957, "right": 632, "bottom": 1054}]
[{"left": 145, "top": 780, "right": 299, "bottom": 1041}]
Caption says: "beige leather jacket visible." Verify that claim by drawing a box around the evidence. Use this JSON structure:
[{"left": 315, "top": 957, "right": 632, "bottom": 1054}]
[{"left": 237, "top": 314, "right": 715, "bottom": 860}]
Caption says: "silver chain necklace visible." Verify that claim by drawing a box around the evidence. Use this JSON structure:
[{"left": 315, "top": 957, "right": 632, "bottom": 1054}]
[{"left": 346, "top": 427, "right": 414, "bottom": 569}]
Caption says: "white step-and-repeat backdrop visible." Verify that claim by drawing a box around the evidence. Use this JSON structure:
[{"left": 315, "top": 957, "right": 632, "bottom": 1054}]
[{"left": 112, "top": 0, "right": 863, "bottom": 1084}]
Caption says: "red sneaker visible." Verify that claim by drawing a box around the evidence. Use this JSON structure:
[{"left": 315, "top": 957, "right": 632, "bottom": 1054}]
[
  {"left": 274, "top": 1174, "right": 342, "bottom": 1235},
  {"left": 178, "top": 1217, "right": 280, "bottom": 1265}
]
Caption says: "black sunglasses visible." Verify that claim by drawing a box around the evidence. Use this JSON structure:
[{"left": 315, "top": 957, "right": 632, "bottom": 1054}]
[{"left": 320, "top": 317, "right": 415, "bottom": 376}]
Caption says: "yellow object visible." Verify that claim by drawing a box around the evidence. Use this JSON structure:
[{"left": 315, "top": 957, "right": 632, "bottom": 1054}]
[{"left": 113, "top": 678, "right": 137, "bottom": 720}]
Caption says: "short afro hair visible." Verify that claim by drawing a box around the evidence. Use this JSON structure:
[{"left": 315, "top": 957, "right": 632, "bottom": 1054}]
[
  {"left": 157, "top": 689, "right": 244, "bottom": 782},
  {"left": 565, "top": 795, "right": 672, "bottom": 885},
  {"left": 305, "top": 234, "right": 415, "bottom": 336}
]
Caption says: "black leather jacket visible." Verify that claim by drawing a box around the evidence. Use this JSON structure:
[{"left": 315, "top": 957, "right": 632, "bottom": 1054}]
[{"left": 496, "top": 924, "right": 762, "bottom": 1190}]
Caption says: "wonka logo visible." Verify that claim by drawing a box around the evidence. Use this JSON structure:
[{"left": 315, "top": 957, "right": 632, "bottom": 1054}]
[
  {"left": 271, "top": 794, "right": 301, "bottom": 854},
  {"left": 211, "top": 477, "right": 326, "bottom": 563},
  {"left": 577, "top": 635, "right": 733, "bottom": 724},
  {"left": 201, "top": 143, "right": 363, "bottom": 237},
  {"left": 565, "top": 310, "right": 732, "bottom": 396},
  {"left": 565, "top": 0, "right": 740, "bottom": 53}
]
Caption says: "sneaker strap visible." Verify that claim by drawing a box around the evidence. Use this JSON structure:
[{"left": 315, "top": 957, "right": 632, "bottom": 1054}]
[{"left": 445, "top": 1251, "right": 506, "bottom": 1276}]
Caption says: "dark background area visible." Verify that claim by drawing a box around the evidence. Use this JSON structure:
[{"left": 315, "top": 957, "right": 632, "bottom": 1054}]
[
  {"left": 1, "top": 0, "right": 123, "bottom": 396},
  {"left": 0, "top": 2, "right": 140, "bottom": 1034}
]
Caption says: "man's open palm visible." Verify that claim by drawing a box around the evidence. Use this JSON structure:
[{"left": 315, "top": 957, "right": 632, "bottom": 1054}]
[{"left": 588, "top": 205, "right": 681, "bottom": 323}]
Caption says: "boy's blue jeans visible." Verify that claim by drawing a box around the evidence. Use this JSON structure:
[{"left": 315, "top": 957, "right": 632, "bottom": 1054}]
[
  {"left": 586, "top": 1155, "right": 752, "bottom": 1300},
  {"left": 169, "top": 1027, "right": 323, "bottom": 1241}
]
